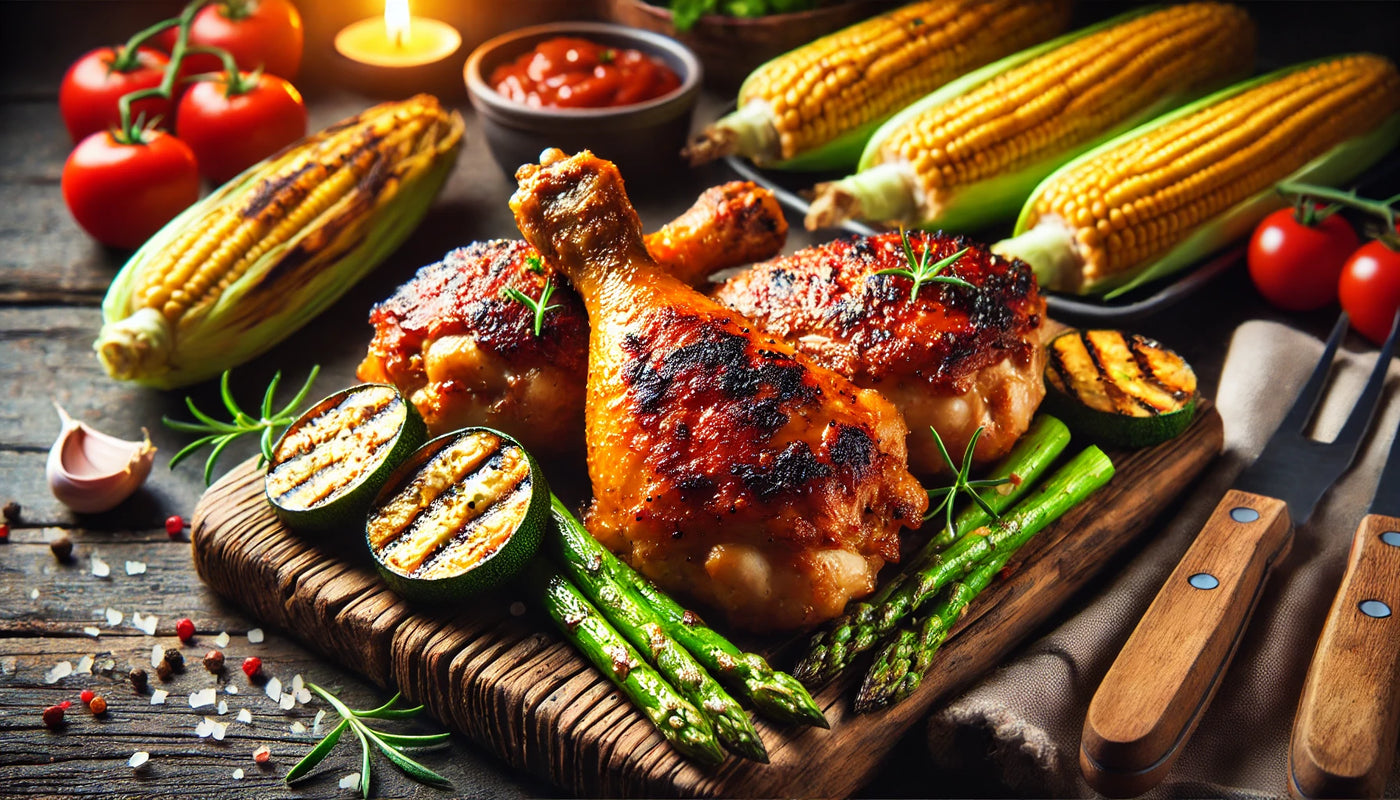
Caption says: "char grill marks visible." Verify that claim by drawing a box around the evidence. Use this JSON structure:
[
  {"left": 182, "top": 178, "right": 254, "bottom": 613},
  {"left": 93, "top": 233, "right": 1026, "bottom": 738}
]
[
  {"left": 619, "top": 308, "right": 883, "bottom": 517},
  {"left": 714, "top": 231, "right": 1043, "bottom": 390},
  {"left": 364, "top": 240, "right": 589, "bottom": 379}
]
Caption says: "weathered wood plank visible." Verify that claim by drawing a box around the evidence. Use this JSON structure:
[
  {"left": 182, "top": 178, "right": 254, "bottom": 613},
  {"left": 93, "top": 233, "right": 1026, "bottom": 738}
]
[{"left": 188, "top": 406, "right": 1223, "bottom": 797}]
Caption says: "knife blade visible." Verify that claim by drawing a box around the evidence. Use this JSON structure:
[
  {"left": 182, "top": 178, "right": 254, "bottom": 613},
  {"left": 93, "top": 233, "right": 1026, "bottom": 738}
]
[
  {"left": 1289, "top": 372, "right": 1400, "bottom": 800},
  {"left": 1080, "top": 314, "right": 1399, "bottom": 798}
]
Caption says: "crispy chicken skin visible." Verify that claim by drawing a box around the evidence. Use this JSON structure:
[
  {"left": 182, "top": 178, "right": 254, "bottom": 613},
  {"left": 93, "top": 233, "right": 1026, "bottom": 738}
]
[
  {"left": 511, "top": 150, "right": 926, "bottom": 632},
  {"left": 357, "top": 182, "right": 787, "bottom": 454},
  {"left": 713, "top": 232, "right": 1046, "bottom": 476}
]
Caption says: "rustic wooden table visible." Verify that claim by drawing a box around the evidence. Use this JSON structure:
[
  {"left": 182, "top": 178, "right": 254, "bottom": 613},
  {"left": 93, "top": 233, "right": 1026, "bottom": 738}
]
[{"left": 1, "top": 2, "right": 1396, "bottom": 799}]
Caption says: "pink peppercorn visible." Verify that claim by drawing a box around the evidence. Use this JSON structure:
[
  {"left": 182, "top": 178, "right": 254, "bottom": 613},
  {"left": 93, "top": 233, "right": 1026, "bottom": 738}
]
[
  {"left": 241, "top": 657, "right": 262, "bottom": 681},
  {"left": 176, "top": 618, "right": 195, "bottom": 643},
  {"left": 165, "top": 515, "right": 185, "bottom": 538}
]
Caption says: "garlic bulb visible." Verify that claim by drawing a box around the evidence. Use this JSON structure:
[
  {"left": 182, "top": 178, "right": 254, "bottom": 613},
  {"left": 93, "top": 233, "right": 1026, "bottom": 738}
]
[{"left": 47, "top": 403, "right": 156, "bottom": 513}]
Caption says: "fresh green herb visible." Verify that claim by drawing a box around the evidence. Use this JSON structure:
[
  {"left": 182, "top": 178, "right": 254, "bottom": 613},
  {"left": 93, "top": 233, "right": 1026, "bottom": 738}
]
[
  {"left": 874, "top": 227, "right": 975, "bottom": 302},
  {"left": 502, "top": 279, "right": 562, "bottom": 338},
  {"left": 524, "top": 254, "right": 544, "bottom": 274},
  {"left": 599, "top": 48, "right": 616, "bottom": 64},
  {"left": 923, "top": 425, "right": 1012, "bottom": 537},
  {"left": 286, "top": 684, "right": 451, "bottom": 799},
  {"left": 163, "top": 366, "right": 320, "bottom": 484}
]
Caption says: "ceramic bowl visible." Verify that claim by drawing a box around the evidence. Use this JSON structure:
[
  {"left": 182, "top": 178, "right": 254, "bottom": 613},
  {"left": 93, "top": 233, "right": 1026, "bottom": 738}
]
[{"left": 465, "top": 21, "right": 702, "bottom": 179}]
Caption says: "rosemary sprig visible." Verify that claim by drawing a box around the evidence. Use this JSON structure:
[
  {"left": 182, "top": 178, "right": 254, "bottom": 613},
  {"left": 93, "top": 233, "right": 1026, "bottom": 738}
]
[
  {"left": 286, "top": 684, "right": 451, "bottom": 799},
  {"left": 874, "top": 227, "right": 975, "bottom": 302},
  {"left": 924, "top": 425, "right": 1012, "bottom": 537},
  {"left": 502, "top": 278, "right": 563, "bottom": 337},
  {"left": 162, "top": 365, "right": 320, "bottom": 484}
]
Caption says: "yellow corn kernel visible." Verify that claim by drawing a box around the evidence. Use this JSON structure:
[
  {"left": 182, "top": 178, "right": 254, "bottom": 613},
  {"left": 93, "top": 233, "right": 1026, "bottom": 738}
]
[{"left": 1023, "top": 55, "right": 1400, "bottom": 283}]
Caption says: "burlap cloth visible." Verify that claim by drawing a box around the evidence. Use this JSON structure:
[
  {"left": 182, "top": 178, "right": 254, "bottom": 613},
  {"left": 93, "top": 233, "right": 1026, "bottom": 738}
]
[{"left": 927, "top": 320, "right": 1400, "bottom": 798}]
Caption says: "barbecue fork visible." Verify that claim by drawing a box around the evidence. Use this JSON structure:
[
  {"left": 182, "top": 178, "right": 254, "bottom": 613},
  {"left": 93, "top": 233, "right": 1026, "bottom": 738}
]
[{"left": 1081, "top": 313, "right": 1400, "bottom": 797}]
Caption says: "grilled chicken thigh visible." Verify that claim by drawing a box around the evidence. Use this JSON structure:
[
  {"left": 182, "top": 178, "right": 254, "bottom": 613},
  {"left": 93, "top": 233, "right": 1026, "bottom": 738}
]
[
  {"left": 511, "top": 149, "right": 926, "bottom": 632},
  {"left": 357, "top": 182, "right": 787, "bottom": 454},
  {"left": 714, "top": 233, "right": 1046, "bottom": 476}
]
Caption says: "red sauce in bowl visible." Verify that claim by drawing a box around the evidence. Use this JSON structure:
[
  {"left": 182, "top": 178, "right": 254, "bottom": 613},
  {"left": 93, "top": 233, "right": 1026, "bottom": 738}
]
[{"left": 489, "top": 37, "right": 682, "bottom": 109}]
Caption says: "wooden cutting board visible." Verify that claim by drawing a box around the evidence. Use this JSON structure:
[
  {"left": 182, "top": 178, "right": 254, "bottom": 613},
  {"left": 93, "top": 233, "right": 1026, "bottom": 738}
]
[{"left": 191, "top": 406, "right": 1222, "bottom": 798}]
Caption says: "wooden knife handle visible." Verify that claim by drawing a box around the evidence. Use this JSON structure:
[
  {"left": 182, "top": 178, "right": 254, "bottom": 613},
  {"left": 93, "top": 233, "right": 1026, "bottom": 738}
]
[
  {"left": 1081, "top": 489, "right": 1292, "bottom": 797},
  {"left": 1289, "top": 513, "right": 1400, "bottom": 799}
]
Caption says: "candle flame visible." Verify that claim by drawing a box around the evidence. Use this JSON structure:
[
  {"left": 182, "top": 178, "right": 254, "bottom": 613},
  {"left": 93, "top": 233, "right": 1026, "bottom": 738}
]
[{"left": 385, "top": 0, "right": 411, "bottom": 47}]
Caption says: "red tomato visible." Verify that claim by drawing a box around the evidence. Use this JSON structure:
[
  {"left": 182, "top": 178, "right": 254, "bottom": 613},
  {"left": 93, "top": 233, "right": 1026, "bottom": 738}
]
[
  {"left": 59, "top": 46, "right": 173, "bottom": 143},
  {"left": 176, "top": 72, "right": 306, "bottom": 183},
  {"left": 61, "top": 130, "right": 200, "bottom": 250},
  {"left": 1247, "top": 206, "right": 1359, "bottom": 311},
  {"left": 171, "top": 0, "right": 304, "bottom": 79},
  {"left": 1338, "top": 240, "right": 1400, "bottom": 345}
]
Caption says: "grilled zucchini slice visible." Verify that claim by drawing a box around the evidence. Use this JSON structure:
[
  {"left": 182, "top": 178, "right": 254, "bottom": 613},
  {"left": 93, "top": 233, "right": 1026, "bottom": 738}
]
[
  {"left": 1043, "top": 329, "right": 1197, "bottom": 448},
  {"left": 266, "top": 383, "right": 426, "bottom": 533},
  {"left": 367, "top": 428, "right": 549, "bottom": 601}
]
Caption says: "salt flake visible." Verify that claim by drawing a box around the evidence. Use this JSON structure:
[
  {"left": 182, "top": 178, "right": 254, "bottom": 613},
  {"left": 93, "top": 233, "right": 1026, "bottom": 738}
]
[
  {"left": 291, "top": 674, "right": 304, "bottom": 693},
  {"left": 91, "top": 557, "right": 110, "bottom": 578},
  {"left": 217, "top": 700, "right": 228, "bottom": 715},
  {"left": 125, "top": 561, "right": 146, "bottom": 575},
  {"left": 29, "top": 588, "right": 38, "bottom": 600},
  {"left": 264, "top": 676, "right": 282, "bottom": 701},
  {"left": 295, "top": 688, "right": 311, "bottom": 705},
  {"left": 211, "top": 720, "right": 228, "bottom": 740},
  {"left": 279, "top": 692, "right": 295, "bottom": 711},
  {"left": 83, "top": 626, "right": 101, "bottom": 638},
  {"left": 312, "top": 709, "right": 326, "bottom": 735},
  {"left": 75, "top": 655, "right": 94, "bottom": 675},
  {"left": 128, "top": 751, "right": 150, "bottom": 769},
  {"left": 151, "top": 644, "right": 165, "bottom": 667},
  {"left": 151, "top": 689, "right": 168, "bottom": 705},
  {"left": 214, "top": 631, "right": 230, "bottom": 648},
  {"left": 236, "top": 709, "right": 253, "bottom": 724},
  {"left": 190, "top": 688, "right": 217, "bottom": 709},
  {"left": 196, "top": 718, "right": 214, "bottom": 738},
  {"left": 105, "top": 608, "right": 123, "bottom": 627},
  {"left": 290, "top": 721, "right": 307, "bottom": 735},
  {"left": 338, "top": 773, "right": 360, "bottom": 790},
  {"left": 133, "top": 611, "right": 158, "bottom": 635},
  {"left": 44, "top": 661, "right": 73, "bottom": 684},
  {"left": 232, "top": 768, "right": 244, "bottom": 780},
  {"left": 246, "top": 628, "right": 264, "bottom": 644},
  {"left": 225, "top": 684, "right": 239, "bottom": 695}
]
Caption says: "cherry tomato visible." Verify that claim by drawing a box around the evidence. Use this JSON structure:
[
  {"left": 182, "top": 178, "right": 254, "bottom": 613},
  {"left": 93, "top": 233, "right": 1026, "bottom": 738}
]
[
  {"left": 61, "top": 130, "right": 200, "bottom": 250},
  {"left": 59, "top": 46, "right": 173, "bottom": 144},
  {"left": 1247, "top": 206, "right": 1360, "bottom": 311},
  {"left": 176, "top": 72, "right": 306, "bottom": 184},
  {"left": 1338, "top": 240, "right": 1400, "bottom": 345},
  {"left": 163, "top": 0, "right": 304, "bottom": 79}
]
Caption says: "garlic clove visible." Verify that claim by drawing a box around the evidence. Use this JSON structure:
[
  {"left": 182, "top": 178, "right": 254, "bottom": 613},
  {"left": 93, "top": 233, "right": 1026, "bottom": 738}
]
[{"left": 48, "top": 403, "right": 157, "bottom": 514}]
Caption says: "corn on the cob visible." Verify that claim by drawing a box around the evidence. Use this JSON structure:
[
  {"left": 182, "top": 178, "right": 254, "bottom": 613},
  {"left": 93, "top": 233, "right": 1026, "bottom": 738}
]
[
  {"left": 95, "top": 95, "right": 465, "bottom": 389},
  {"left": 994, "top": 55, "right": 1400, "bottom": 296},
  {"left": 806, "top": 3, "right": 1256, "bottom": 231},
  {"left": 684, "top": 0, "right": 1072, "bottom": 170}
]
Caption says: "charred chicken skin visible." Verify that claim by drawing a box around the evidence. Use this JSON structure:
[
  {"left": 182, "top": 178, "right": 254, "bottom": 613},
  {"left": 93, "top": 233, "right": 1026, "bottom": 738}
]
[
  {"left": 511, "top": 149, "right": 926, "bottom": 632},
  {"left": 357, "top": 182, "right": 787, "bottom": 454},
  {"left": 713, "top": 232, "right": 1046, "bottom": 476}
]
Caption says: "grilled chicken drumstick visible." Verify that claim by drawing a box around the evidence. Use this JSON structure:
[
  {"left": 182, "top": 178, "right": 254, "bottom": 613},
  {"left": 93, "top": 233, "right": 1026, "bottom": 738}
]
[
  {"left": 714, "top": 233, "right": 1046, "bottom": 475},
  {"left": 357, "top": 182, "right": 787, "bottom": 454},
  {"left": 511, "top": 149, "right": 927, "bottom": 632}
]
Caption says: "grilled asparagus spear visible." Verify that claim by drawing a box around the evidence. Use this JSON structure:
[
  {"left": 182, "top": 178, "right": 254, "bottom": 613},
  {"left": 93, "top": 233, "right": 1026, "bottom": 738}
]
[
  {"left": 548, "top": 498, "right": 767, "bottom": 762},
  {"left": 529, "top": 561, "right": 725, "bottom": 766},
  {"left": 794, "top": 416, "right": 1073, "bottom": 686}
]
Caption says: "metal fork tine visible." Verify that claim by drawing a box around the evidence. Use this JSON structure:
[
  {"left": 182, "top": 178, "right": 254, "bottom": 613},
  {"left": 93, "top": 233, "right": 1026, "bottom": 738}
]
[
  {"left": 1278, "top": 313, "right": 1351, "bottom": 435},
  {"left": 1333, "top": 309, "right": 1400, "bottom": 449}
]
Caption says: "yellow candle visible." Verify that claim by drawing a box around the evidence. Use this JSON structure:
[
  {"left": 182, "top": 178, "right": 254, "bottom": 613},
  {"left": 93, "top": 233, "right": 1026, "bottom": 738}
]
[{"left": 334, "top": 0, "right": 461, "bottom": 69}]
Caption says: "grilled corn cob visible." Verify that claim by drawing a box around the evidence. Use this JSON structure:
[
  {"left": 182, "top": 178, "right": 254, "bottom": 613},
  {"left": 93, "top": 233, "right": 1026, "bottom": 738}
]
[
  {"left": 994, "top": 55, "right": 1400, "bottom": 296},
  {"left": 96, "top": 95, "right": 465, "bottom": 389},
  {"left": 684, "top": 0, "right": 1072, "bottom": 170},
  {"left": 806, "top": 3, "right": 1256, "bottom": 231}
]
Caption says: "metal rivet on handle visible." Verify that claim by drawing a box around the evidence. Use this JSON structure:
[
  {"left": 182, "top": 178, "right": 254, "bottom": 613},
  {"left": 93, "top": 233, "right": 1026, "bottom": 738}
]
[
  {"left": 1189, "top": 573, "right": 1220, "bottom": 590},
  {"left": 1359, "top": 600, "right": 1392, "bottom": 619},
  {"left": 1230, "top": 507, "right": 1260, "bottom": 523},
  {"left": 1381, "top": 531, "right": 1400, "bottom": 547}
]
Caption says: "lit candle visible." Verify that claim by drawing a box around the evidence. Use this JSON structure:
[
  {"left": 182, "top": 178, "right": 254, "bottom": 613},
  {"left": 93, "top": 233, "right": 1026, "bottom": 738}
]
[{"left": 334, "top": 0, "right": 462, "bottom": 69}]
